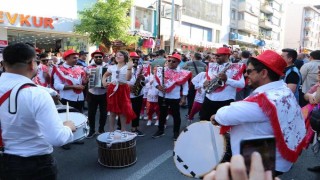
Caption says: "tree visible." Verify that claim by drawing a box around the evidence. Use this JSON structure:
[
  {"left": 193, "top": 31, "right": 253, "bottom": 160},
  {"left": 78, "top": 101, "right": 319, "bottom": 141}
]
[{"left": 75, "top": 0, "right": 137, "bottom": 52}]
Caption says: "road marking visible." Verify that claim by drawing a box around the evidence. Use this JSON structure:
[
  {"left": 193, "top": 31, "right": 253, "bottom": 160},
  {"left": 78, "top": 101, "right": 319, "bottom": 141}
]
[{"left": 126, "top": 150, "right": 172, "bottom": 180}]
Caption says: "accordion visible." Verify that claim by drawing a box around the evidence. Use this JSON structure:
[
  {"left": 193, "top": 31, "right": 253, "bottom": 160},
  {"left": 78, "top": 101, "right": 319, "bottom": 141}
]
[{"left": 88, "top": 66, "right": 108, "bottom": 89}]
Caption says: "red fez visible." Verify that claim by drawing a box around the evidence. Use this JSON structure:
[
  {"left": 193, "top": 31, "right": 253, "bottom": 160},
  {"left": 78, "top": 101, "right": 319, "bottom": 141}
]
[
  {"left": 215, "top": 47, "right": 231, "bottom": 55},
  {"left": 251, "top": 50, "right": 287, "bottom": 76},
  {"left": 91, "top": 50, "right": 104, "bottom": 58},
  {"left": 168, "top": 53, "right": 181, "bottom": 62},
  {"left": 129, "top": 52, "right": 140, "bottom": 59},
  {"left": 63, "top": 49, "right": 79, "bottom": 60}
]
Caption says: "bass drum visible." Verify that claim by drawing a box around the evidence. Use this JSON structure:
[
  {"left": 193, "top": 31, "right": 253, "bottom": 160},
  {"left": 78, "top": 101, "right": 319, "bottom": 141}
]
[{"left": 173, "top": 121, "right": 225, "bottom": 179}]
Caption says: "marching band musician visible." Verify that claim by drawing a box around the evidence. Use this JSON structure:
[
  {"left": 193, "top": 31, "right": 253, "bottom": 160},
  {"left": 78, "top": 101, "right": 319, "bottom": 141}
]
[
  {"left": 52, "top": 49, "right": 88, "bottom": 149},
  {"left": 102, "top": 51, "right": 136, "bottom": 138},
  {"left": 200, "top": 47, "right": 245, "bottom": 162},
  {"left": 33, "top": 53, "right": 51, "bottom": 87},
  {"left": 211, "top": 50, "right": 307, "bottom": 176},
  {"left": 85, "top": 50, "right": 108, "bottom": 138},
  {"left": 152, "top": 53, "right": 192, "bottom": 141},
  {"left": 127, "top": 52, "right": 148, "bottom": 136}
]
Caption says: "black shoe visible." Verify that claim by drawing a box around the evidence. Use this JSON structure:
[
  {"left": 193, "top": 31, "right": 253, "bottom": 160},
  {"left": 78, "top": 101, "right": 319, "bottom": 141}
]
[
  {"left": 86, "top": 131, "right": 95, "bottom": 139},
  {"left": 73, "top": 140, "right": 84, "bottom": 145},
  {"left": 61, "top": 144, "right": 71, "bottom": 150},
  {"left": 132, "top": 129, "right": 145, "bottom": 137},
  {"left": 308, "top": 166, "right": 320, "bottom": 172},
  {"left": 152, "top": 131, "right": 165, "bottom": 138},
  {"left": 173, "top": 132, "right": 179, "bottom": 141}
]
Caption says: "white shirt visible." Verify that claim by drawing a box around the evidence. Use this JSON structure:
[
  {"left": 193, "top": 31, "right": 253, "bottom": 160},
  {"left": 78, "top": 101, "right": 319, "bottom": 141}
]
[
  {"left": 153, "top": 68, "right": 189, "bottom": 99},
  {"left": 191, "top": 72, "right": 206, "bottom": 103},
  {"left": 204, "top": 66, "right": 245, "bottom": 101},
  {"left": 215, "top": 80, "right": 292, "bottom": 172},
  {"left": 0, "top": 73, "right": 73, "bottom": 157},
  {"left": 107, "top": 64, "right": 128, "bottom": 83},
  {"left": 53, "top": 63, "right": 84, "bottom": 101}
]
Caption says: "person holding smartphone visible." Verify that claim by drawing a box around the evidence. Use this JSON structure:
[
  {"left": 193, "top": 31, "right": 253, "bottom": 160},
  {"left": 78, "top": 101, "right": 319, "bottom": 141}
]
[{"left": 210, "top": 50, "right": 307, "bottom": 176}]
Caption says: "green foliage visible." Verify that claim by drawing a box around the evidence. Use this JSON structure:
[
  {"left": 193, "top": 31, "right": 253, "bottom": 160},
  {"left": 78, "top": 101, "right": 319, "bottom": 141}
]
[{"left": 75, "top": 0, "right": 137, "bottom": 48}]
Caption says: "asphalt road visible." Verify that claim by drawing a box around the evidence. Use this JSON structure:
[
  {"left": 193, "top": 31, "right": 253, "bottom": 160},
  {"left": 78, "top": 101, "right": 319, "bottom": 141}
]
[{"left": 53, "top": 107, "right": 320, "bottom": 180}]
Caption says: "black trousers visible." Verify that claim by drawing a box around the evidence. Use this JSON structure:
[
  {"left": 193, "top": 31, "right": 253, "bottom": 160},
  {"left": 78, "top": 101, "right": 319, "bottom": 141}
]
[
  {"left": 117, "top": 95, "right": 143, "bottom": 129},
  {"left": 0, "top": 153, "right": 57, "bottom": 180},
  {"left": 187, "top": 84, "right": 196, "bottom": 114},
  {"left": 87, "top": 92, "right": 107, "bottom": 133},
  {"left": 60, "top": 98, "right": 84, "bottom": 113},
  {"left": 158, "top": 97, "right": 181, "bottom": 133},
  {"left": 199, "top": 97, "right": 234, "bottom": 121}
]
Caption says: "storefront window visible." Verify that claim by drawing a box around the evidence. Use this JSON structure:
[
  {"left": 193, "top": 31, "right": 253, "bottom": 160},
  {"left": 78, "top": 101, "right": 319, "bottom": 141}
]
[{"left": 135, "top": 7, "right": 153, "bottom": 32}]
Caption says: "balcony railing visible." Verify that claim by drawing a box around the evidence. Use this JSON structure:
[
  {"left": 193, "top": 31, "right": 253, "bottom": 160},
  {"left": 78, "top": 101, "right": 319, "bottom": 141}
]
[
  {"left": 238, "top": 20, "right": 259, "bottom": 34},
  {"left": 260, "top": 3, "right": 274, "bottom": 14},
  {"left": 259, "top": 19, "right": 273, "bottom": 30}
]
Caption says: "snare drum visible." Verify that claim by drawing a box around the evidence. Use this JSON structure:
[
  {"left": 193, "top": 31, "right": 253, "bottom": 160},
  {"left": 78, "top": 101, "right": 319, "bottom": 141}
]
[
  {"left": 173, "top": 121, "right": 226, "bottom": 179},
  {"left": 97, "top": 132, "right": 137, "bottom": 168},
  {"left": 57, "top": 105, "right": 89, "bottom": 142}
]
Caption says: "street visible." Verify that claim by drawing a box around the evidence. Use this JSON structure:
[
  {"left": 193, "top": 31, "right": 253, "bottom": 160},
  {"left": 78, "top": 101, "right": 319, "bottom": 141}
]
[{"left": 53, "top": 107, "right": 320, "bottom": 180}]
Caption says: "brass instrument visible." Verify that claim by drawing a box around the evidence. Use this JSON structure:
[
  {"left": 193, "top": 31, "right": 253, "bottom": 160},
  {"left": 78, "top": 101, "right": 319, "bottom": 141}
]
[
  {"left": 132, "top": 66, "right": 145, "bottom": 96},
  {"left": 205, "top": 63, "right": 231, "bottom": 93}
]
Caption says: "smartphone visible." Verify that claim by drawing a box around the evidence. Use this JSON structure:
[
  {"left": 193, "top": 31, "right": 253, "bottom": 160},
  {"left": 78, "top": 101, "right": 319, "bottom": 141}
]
[{"left": 240, "top": 136, "right": 276, "bottom": 176}]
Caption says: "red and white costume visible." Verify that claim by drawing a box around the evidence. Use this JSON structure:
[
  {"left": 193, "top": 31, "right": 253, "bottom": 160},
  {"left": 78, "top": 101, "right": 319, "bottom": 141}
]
[
  {"left": 52, "top": 63, "right": 86, "bottom": 101},
  {"left": 106, "top": 65, "right": 136, "bottom": 123},
  {"left": 154, "top": 67, "right": 192, "bottom": 98},
  {"left": 205, "top": 62, "right": 245, "bottom": 100},
  {"left": 33, "top": 64, "right": 50, "bottom": 87}
]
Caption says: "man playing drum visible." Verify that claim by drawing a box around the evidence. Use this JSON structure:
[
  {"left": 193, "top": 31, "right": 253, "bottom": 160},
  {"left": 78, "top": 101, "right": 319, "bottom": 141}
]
[
  {"left": 211, "top": 50, "right": 307, "bottom": 176},
  {"left": 52, "top": 49, "right": 88, "bottom": 149},
  {"left": 152, "top": 53, "right": 192, "bottom": 140},
  {"left": 0, "top": 43, "right": 75, "bottom": 179}
]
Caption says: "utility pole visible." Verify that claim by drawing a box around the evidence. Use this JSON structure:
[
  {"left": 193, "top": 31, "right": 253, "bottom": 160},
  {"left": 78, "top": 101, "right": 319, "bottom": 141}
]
[{"left": 170, "top": 0, "right": 175, "bottom": 54}]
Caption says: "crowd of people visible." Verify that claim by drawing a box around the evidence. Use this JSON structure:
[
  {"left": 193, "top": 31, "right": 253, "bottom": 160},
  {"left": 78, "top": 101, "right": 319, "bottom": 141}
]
[{"left": 0, "top": 42, "right": 320, "bottom": 179}]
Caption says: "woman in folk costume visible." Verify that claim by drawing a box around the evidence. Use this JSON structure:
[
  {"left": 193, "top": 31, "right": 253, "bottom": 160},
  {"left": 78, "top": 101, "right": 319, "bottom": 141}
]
[
  {"left": 211, "top": 50, "right": 307, "bottom": 176},
  {"left": 102, "top": 51, "right": 136, "bottom": 136}
]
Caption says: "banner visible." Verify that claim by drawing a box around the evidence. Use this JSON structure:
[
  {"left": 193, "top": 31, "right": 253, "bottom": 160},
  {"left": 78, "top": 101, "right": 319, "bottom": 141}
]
[{"left": 0, "top": 40, "right": 8, "bottom": 62}]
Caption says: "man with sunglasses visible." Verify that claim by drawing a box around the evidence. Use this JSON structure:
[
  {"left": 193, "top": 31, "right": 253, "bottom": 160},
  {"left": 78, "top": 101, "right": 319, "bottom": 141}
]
[
  {"left": 211, "top": 50, "right": 307, "bottom": 176},
  {"left": 152, "top": 53, "right": 192, "bottom": 140},
  {"left": 52, "top": 49, "right": 88, "bottom": 149},
  {"left": 33, "top": 53, "right": 51, "bottom": 87},
  {"left": 85, "top": 50, "right": 108, "bottom": 138},
  {"left": 200, "top": 47, "right": 245, "bottom": 162}
]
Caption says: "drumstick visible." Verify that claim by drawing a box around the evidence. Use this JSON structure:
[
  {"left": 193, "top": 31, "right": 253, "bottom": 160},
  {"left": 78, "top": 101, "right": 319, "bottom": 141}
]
[{"left": 66, "top": 101, "right": 69, "bottom": 121}]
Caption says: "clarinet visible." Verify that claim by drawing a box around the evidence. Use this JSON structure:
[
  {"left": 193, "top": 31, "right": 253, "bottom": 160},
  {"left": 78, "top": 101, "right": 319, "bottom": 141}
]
[{"left": 161, "top": 66, "right": 167, "bottom": 106}]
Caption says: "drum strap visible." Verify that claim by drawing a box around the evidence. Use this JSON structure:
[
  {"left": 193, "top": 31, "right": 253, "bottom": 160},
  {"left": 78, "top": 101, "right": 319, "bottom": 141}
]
[
  {"left": 209, "top": 124, "right": 219, "bottom": 165},
  {"left": 0, "top": 83, "right": 35, "bottom": 151}
]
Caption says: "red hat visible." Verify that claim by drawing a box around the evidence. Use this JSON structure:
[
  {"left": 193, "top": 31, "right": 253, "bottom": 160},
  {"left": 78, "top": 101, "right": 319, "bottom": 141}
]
[
  {"left": 35, "top": 48, "right": 41, "bottom": 54},
  {"left": 168, "top": 53, "right": 181, "bottom": 62},
  {"left": 129, "top": 52, "right": 140, "bottom": 59},
  {"left": 251, "top": 50, "right": 287, "bottom": 76},
  {"left": 215, "top": 47, "right": 231, "bottom": 55},
  {"left": 91, "top": 50, "right": 104, "bottom": 58},
  {"left": 63, "top": 49, "right": 79, "bottom": 60}
]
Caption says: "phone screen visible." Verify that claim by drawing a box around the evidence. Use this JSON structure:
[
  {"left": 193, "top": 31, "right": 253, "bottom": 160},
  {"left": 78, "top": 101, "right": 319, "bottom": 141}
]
[{"left": 240, "top": 136, "right": 276, "bottom": 175}]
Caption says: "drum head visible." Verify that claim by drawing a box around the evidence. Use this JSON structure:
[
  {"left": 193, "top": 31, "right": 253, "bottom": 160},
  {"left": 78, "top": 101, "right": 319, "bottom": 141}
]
[
  {"left": 173, "top": 121, "right": 225, "bottom": 178},
  {"left": 58, "top": 112, "right": 87, "bottom": 127}
]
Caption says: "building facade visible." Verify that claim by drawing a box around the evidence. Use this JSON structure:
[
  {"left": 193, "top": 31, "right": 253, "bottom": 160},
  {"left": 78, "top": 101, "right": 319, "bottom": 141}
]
[
  {"left": 284, "top": 4, "right": 320, "bottom": 53},
  {"left": 229, "top": 0, "right": 285, "bottom": 52}
]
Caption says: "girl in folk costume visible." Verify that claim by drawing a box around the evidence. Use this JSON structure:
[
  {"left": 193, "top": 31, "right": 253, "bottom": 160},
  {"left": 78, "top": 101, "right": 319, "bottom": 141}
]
[
  {"left": 33, "top": 53, "right": 51, "bottom": 87},
  {"left": 102, "top": 51, "right": 136, "bottom": 136},
  {"left": 187, "top": 72, "right": 206, "bottom": 123},
  {"left": 145, "top": 74, "right": 160, "bottom": 126}
]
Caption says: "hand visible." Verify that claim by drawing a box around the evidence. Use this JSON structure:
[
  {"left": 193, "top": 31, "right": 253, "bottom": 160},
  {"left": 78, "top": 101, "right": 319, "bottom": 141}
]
[
  {"left": 210, "top": 114, "right": 219, "bottom": 125},
  {"left": 197, "top": 88, "right": 202, "bottom": 94},
  {"left": 73, "top": 85, "right": 85, "bottom": 90},
  {"left": 218, "top": 73, "right": 227, "bottom": 82},
  {"left": 127, "top": 60, "right": 134, "bottom": 69},
  {"left": 204, "top": 152, "right": 278, "bottom": 180},
  {"left": 180, "top": 96, "right": 186, "bottom": 106},
  {"left": 63, "top": 120, "right": 76, "bottom": 132},
  {"left": 157, "top": 85, "right": 166, "bottom": 93},
  {"left": 203, "top": 80, "right": 210, "bottom": 88},
  {"left": 309, "top": 95, "right": 317, "bottom": 104}
]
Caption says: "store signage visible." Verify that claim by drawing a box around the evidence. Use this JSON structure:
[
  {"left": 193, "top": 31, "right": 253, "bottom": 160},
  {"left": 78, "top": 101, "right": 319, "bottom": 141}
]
[
  {"left": 0, "top": 11, "right": 56, "bottom": 29},
  {"left": 0, "top": 40, "right": 8, "bottom": 46}
]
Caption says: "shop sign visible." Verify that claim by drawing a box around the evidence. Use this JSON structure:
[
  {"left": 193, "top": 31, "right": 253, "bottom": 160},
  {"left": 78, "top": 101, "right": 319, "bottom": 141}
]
[
  {"left": 0, "top": 40, "right": 8, "bottom": 46},
  {"left": 0, "top": 11, "right": 56, "bottom": 29}
]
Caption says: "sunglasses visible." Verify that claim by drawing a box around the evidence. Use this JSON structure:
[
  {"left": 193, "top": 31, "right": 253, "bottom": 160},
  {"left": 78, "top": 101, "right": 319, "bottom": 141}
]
[
  {"left": 41, "top": 59, "right": 49, "bottom": 62},
  {"left": 94, "top": 56, "right": 103, "bottom": 59},
  {"left": 246, "top": 68, "right": 257, "bottom": 75},
  {"left": 167, "top": 60, "right": 178, "bottom": 63},
  {"left": 72, "top": 57, "right": 78, "bottom": 60}
]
